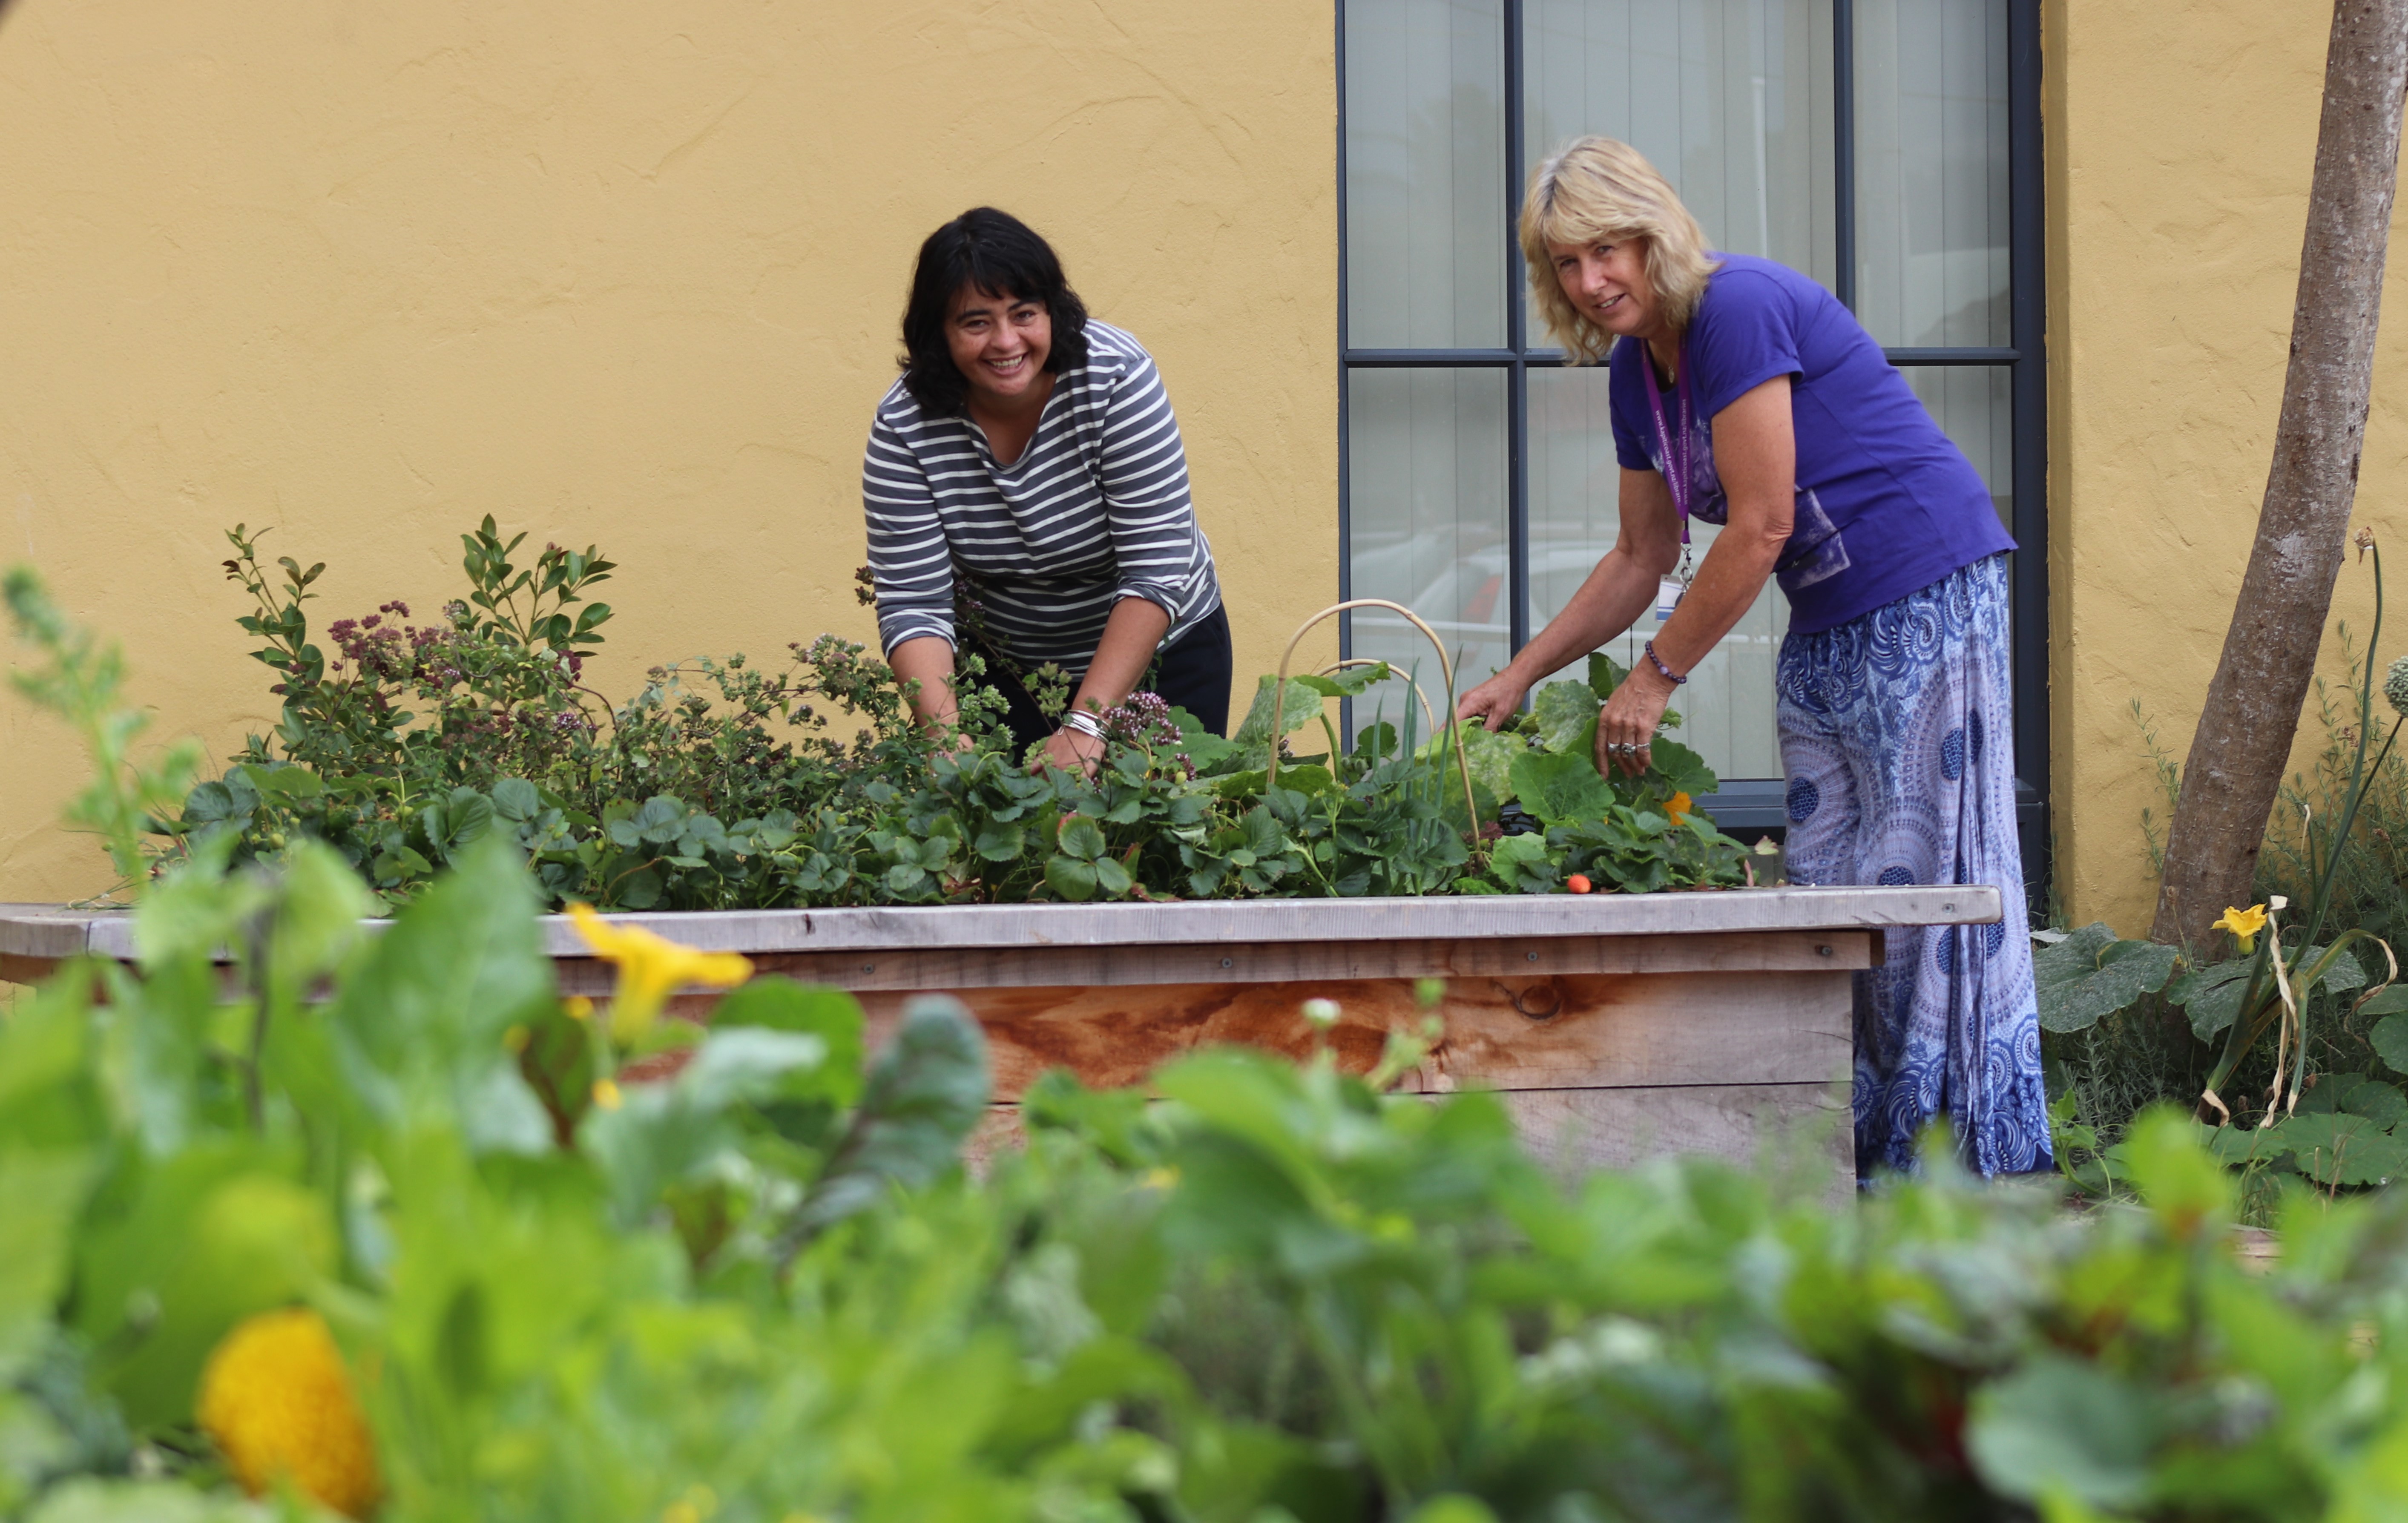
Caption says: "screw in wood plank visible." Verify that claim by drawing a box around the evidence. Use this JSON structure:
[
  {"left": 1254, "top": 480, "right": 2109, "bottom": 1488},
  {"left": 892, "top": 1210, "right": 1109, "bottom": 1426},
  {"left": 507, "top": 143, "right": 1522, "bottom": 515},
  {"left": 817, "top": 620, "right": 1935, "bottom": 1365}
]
[
  {"left": 1221, "top": 957, "right": 1233, "bottom": 968},
  {"left": 1816, "top": 945, "right": 1833, "bottom": 957},
  {"left": 1527, "top": 951, "right": 1539, "bottom": 962}
]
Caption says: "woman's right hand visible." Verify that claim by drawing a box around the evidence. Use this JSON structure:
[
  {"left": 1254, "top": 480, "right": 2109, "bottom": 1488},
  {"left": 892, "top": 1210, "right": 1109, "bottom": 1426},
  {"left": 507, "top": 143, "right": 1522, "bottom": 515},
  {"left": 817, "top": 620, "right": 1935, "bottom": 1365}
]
[{"left": 1455, "top": 670, "right": 1530, "bottom": 733}]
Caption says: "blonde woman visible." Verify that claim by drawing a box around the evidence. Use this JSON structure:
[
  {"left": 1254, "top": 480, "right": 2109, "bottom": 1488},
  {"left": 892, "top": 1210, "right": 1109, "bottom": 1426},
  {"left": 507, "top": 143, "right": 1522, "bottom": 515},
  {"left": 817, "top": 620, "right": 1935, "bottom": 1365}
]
[{"left": 1457, "top": 137, "right": 2042, "bottom": 1180}]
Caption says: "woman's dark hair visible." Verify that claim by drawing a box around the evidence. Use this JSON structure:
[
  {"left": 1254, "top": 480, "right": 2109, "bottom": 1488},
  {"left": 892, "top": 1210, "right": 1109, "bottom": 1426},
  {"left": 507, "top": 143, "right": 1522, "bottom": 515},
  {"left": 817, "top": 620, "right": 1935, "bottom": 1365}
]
[{"left": 899, "top": 207, "right": 1091, "bottom": 417}]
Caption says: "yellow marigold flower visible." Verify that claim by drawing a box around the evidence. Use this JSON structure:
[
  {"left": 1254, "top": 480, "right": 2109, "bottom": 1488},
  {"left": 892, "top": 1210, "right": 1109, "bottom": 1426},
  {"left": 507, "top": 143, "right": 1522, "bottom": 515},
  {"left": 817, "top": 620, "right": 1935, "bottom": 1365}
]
[
  {"left": 1664, "top": 791, "right": 1692, "bottom": 824},
  {"left": 592, "top": 1078, "right": 624, "bottom": 1112},
  {"left": 2213, "top": 903, "right": 2270, "bottom": 955},
  {"left": 566, "top": 902, "right": 752, "bottom": 1041},
  {"left": 197, "top": 1307, "right": 382, "bottom": 1520}
]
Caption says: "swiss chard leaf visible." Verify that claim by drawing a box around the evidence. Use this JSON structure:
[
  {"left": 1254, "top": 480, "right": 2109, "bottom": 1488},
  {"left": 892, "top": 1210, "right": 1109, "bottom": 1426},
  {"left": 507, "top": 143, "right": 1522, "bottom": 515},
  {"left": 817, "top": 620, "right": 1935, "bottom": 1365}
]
[{"left": 779, "top": 996, "right": 990, "bottom": 1253}]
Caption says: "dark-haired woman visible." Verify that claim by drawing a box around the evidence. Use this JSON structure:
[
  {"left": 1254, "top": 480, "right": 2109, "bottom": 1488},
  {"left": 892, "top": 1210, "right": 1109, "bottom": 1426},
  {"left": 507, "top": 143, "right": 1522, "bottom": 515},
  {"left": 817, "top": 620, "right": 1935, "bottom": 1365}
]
[{"left": 862, "top": 206, "right": 1229, "bottom": 773}]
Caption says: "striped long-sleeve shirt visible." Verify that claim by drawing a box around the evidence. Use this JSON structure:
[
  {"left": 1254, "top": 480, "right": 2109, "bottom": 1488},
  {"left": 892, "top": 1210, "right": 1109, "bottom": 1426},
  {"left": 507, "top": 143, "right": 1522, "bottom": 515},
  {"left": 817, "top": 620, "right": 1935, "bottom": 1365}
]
[{"left": 862, "top": 321, "right": 1221, "bottom": 679}]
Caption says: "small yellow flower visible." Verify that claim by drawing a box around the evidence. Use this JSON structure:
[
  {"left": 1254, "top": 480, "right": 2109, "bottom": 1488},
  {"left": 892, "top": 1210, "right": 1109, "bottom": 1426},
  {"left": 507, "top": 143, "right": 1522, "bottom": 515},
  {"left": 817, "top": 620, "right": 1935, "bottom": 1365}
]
[
  {"left": 563, "top": 995, "right": 595, "bottom": 1021},
  {"left": 2213, "top": 903, "right": 2270, "bottom": 955},
  {"left": 663, "top": 1485, "right": 719, "bottom": 1523},
  {"left": 196, "top": 1307, "right": 382, "bottom": 1520},
  {"left": 566, "top": 903, "right": 752, "bottom": 1041},
  {"left": 592, "top": 1078, "right": 624, "bottom": 1111},
  {"left": 1664, "top": 791, "right": 1693, "bottom": 825}
]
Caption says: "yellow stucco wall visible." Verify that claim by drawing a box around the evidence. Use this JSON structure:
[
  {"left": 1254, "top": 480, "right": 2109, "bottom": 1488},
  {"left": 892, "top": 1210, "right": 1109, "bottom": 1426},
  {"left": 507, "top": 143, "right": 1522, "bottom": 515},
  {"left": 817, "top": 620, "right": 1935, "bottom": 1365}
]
[
  {"left": 0, "top": 2, "right": 1336, "bottom": 901},
  {"left": 2047, "top": 0, "right": 2408, "bottom": 933}
]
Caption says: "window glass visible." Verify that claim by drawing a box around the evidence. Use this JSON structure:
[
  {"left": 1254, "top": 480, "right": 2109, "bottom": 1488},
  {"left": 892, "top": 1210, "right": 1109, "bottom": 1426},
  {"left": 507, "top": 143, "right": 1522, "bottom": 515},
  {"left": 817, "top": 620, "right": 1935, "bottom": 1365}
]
[
  {"left": 1523, "top": 0, "right": 1837, "bottom": 298},
  {"left": 1894, "top": 364, "right": 2013, "bottom": 529},
  {"left": 1853, "top": 0, "right": 2011, "bottom": 347},
  {"left": 1346, "top": 369, "right": 1509, "bottom": 732},
  {"left": 1345, "top": 0, "right": 1507, "bottom": 349}
]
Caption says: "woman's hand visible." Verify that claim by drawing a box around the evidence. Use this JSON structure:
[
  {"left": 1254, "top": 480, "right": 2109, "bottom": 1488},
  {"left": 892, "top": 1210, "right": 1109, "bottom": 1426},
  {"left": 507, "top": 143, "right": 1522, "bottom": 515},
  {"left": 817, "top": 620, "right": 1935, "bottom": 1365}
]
[
  {"left": 1595, "top": 663, "right": 1676, "bottom": 778},
  {"left": 1034, "top": 726, "right": 1108, "bottom": 778},
  {"left": 1456, "top": 670, "right": 1532, "bottom": 733}
]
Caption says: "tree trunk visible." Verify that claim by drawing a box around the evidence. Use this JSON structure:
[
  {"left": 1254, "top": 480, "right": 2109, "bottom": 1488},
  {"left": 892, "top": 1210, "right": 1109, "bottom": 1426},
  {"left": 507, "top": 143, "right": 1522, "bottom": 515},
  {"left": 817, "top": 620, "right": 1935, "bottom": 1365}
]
[{"left": 2150, "top": 0, "right": 2408, "bottom": 948}]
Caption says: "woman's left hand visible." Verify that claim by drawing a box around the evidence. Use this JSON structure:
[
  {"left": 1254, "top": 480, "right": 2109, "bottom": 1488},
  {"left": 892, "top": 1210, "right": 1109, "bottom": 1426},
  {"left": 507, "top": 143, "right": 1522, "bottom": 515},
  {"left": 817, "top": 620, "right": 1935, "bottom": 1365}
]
[
  {"left": 1035, "top": 726, "right": 1108, "bottom": 778},
  {"left": 1596, "top": 664, "right": 1676, "bottom": 778}
]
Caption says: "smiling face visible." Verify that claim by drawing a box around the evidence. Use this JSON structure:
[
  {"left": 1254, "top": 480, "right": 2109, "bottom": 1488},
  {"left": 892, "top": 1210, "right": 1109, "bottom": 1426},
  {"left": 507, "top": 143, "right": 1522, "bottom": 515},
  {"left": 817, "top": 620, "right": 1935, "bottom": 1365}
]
[
  {"left": 945, "top": 283, "right": 1053, "bottom": 414},
  {"left": 1545, "top": 236, "right": 1664, "bottom": 343}
]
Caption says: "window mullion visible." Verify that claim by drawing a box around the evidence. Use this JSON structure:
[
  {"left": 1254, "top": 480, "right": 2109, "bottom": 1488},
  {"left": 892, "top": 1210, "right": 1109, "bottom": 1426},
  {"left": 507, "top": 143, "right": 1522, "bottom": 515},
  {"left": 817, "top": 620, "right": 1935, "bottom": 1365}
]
[
  {"left": 1834, "top": 0, "right": 1858, "bottom": 313},
  {"left": 1504, "top": 0, "right": 1530, "bottom": 664}
]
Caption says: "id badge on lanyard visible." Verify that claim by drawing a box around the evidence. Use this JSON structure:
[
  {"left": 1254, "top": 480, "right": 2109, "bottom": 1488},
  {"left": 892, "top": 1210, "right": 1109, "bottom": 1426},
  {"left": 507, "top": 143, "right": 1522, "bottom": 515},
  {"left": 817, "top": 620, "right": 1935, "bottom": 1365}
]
[{"left": 1641, "top": 341, "right": 1698, "bottom": 623}]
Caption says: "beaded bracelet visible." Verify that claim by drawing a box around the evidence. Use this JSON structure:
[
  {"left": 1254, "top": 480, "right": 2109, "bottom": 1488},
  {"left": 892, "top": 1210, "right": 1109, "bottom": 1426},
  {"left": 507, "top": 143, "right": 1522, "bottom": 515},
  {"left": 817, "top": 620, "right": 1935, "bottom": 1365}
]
[{"left": 1642, "top": 641, "right": 1688, "bottom": 686}]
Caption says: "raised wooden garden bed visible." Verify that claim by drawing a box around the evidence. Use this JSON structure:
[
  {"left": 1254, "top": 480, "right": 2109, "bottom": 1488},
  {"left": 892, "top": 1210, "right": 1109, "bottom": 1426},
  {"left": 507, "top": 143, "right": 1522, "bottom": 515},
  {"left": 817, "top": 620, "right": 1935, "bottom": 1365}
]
[{"left": 0, "top": 885, "right": 1999, "bottom": 1186}]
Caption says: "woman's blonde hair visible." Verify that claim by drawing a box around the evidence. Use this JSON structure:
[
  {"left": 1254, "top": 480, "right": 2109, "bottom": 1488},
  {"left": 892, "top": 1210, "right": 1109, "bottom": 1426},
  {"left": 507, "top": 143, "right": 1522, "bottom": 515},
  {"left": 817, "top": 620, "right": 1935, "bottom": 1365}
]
[{"left": 1520, "top": 137, "right": 1719, "bottom": 365}]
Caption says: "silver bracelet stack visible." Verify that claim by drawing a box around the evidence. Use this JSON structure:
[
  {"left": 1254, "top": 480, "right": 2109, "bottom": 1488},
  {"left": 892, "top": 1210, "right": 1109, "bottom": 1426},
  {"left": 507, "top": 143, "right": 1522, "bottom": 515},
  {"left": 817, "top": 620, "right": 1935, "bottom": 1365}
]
[{"left": 1058, "top": 708, "right": 1108, "bottom": 742}]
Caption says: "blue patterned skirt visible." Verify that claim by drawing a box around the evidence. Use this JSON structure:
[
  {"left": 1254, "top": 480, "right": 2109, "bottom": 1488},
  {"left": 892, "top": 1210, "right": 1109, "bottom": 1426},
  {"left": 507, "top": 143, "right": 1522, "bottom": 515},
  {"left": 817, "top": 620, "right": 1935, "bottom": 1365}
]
[{"left": 1775, "top": 553, "right": 2051, "bottom": 1178}]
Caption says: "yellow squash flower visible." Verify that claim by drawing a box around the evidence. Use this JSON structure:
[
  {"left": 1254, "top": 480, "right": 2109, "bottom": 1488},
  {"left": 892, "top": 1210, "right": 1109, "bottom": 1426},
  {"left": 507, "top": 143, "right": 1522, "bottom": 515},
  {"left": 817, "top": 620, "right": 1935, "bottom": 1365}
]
[
  {"left": 566, "top": 902, "right": 753, "bottom": 1041},
  {"left": 1664, "top": 791, "right": 1692, "bottom": 825},
  {"left": 2213, "top": 903, "right": 2270, "bottom": 955},
  {"left": 197, "top": 1307, "right": 382, "bottom": 1520}
]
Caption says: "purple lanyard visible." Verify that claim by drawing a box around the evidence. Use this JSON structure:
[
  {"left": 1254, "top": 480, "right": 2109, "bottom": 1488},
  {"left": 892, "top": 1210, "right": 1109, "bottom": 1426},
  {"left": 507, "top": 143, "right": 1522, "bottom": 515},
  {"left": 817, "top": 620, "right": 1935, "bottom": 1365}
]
[{"left": 1639, "top": 340, "right": 1696, "bottom": 554}]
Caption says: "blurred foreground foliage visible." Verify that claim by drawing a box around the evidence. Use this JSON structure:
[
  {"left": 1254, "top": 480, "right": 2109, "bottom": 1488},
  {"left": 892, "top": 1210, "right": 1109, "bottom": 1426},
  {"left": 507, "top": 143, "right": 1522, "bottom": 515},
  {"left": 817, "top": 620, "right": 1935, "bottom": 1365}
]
[{"left": 9, "top": 841, "right": 2408, "bottom": 1520}]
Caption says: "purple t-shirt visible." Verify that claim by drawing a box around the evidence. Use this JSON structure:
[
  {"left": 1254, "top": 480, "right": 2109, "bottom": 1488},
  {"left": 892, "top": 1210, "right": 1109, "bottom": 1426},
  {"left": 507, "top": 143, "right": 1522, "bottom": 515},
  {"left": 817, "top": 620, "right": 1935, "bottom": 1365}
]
[{"left": 1607, "top": 253, "right": 2014, "bottom": 634}]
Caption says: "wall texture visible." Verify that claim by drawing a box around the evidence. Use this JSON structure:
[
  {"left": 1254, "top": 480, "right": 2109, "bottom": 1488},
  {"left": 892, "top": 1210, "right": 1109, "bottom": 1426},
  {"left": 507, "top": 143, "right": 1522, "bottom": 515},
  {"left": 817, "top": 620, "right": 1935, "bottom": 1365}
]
[
  {"left": 2046, "top": 0, "right": 2408, "bottom": 932},
  {"left": 0, "top": 2, "right": 1337, "bottom": 900}
]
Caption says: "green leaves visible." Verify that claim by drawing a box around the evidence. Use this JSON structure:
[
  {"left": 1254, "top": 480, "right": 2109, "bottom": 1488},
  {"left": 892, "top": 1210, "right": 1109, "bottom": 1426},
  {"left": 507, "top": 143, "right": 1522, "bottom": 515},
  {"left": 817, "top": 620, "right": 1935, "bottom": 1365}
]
[
  {"left": 1644, "top": 735, "right": 1717, "bottom": 800},
  {"left": 1508, "top": 750, "right": 1614, "bottom": 827},
  {"left": 2167, "top": 945, "right": 2364, "bottom": 1041},
  {"left": 1227, "top": 675, "right": 1328, "bottom": 769},
  {"left": 326, "top": 833, "right": 555, "bottom": 1154},
  {"left": 1046, "top": 812, "right": 1133, "bottom": 902},
  {"left": 164, "top": 515, "right": 1764, "bottom": 914},
  {"left": 2212, "top": 1074, "right": 2408, "bottom": 1188},
  {"left": 2369, "top": 989, "right": 2408, "bottom": 1076},
  {"left": 2167, "top": 957, "right": 2261, "bottom": 1041},
  {"left": 1530, "top": 679, "right": 1601, "bottom": 755},
  {"left": 777, "top": 996, "right": 989, "bottom": 1260},
  {"left": 2034, "top": 923, "right": 2181, "bottom": 1034},
  {"left": 1967, "top": 1356, "right": 2161, "bottom": 1509},
  {"left": 70, "top": 1139, "right": 335, "bottom": 1428},
  {"left": 583, "top": 1025, "right": 842, "bottom": 1224},
  {"left": 4, "top": 566, "right": 201, "bottom": 892},
  {"left": 20, "top": 812, "right": 2408, "bottom": 1520}
]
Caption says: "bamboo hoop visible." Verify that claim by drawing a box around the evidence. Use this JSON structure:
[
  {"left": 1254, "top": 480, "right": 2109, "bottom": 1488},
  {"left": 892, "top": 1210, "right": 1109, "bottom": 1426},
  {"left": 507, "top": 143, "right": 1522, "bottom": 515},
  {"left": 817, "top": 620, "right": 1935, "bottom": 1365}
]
[
  {"left": 1267, "top": 599, "right": 1482, "bottom": 852},
  {"left": 1314, "top": 658, "right": 1438, "bottom": 738}
]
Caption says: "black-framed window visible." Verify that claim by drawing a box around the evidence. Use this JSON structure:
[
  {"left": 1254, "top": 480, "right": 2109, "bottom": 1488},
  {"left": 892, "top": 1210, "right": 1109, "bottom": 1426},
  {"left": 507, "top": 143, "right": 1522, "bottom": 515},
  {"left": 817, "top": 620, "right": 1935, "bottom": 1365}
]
[{"left": 1336, "top": 0, "right": 2046, "bottom": 864}]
